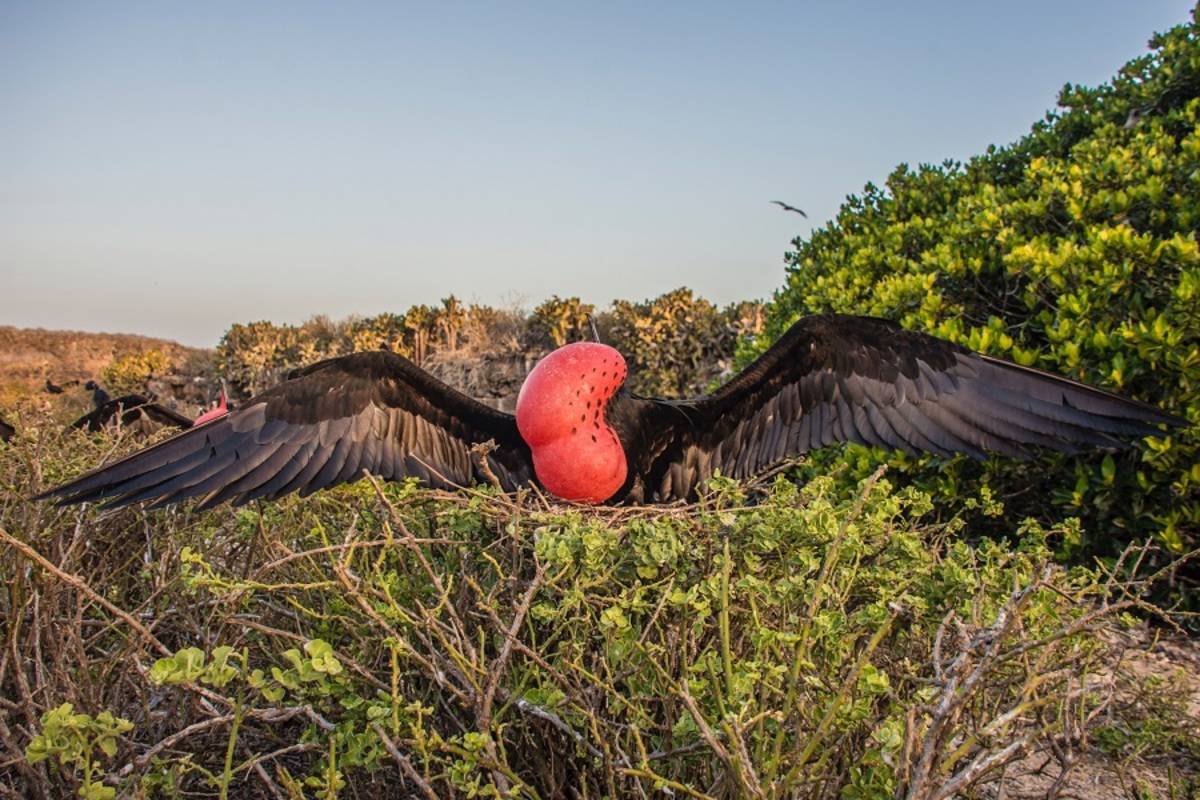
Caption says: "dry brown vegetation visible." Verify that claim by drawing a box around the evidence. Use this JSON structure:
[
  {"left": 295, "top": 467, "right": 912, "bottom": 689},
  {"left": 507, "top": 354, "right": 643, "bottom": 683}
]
[{"left": 0, "top": 326, "right": 209, "bottom": 414}]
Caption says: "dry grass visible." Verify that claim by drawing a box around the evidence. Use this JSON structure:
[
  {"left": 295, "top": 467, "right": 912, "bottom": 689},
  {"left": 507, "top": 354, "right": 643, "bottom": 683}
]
[
  {"left": 0, "top": 326, "right": 207, "bottom": 411},
  {"left": 0, "top": 414, "right": 1197, "bottom": 799}
]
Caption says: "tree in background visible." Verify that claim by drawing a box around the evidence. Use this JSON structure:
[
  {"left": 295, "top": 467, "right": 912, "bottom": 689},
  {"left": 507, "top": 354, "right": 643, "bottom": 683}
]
[{"left": 527, "top": 295, "right": 595, "bottom": 348}]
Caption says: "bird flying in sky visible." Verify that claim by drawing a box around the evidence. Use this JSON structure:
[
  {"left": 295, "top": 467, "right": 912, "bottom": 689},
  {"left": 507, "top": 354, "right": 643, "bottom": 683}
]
[
  {"left": 770, "top": 200, "right": 807, "bottom": 217},
  {"left": 38, "top": 315, "right": 1183, "bottom": 509}
]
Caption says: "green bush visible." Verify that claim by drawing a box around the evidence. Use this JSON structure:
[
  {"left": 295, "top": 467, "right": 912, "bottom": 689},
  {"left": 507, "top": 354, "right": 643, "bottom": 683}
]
[
  {"left": 98, "top": 349, "right": 171, "bottom": 396},
  {"left": 608, "top": 288, "right": 764, "bottom": 397},
  {"left": 3, "top": 420, "right": 1195, "bottom": 798},
  {"left": 750, "top": 10, "right": 1200, "bottom": 565}
]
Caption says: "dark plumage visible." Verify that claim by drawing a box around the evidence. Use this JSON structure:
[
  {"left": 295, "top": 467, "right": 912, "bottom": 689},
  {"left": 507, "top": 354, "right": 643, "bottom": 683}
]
[
  {"left": 0, "top": 417, "right": 14, "bottom": 443},
  {"left": 84, "top": 380, "right": 111, "bottom": 408},
  {"left": 71, "top": 394, "right": 194, "bottom": 435},
  {"left": 38, "top": 315, "right": 1184, "bottom": 510},
  {"left": 770, "top": 200, "right": 808, "bottom": 218},
  {"left": 46, "top": 353, "right": 534, "bottom": 509},
  {"left": 608, "top": 316, "right": 1183, "bottom": 502}
]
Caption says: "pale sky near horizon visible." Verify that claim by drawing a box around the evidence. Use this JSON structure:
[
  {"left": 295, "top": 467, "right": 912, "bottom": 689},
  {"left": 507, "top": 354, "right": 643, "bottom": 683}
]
[{"left": 2, "top": 2, "right": 1195, "bottom": 348}]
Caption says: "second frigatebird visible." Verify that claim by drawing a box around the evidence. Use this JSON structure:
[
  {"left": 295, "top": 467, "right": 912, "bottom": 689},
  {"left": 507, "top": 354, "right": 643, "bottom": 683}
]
[
  {"left": 38, "top": 315, "right": 1184, "bottom": 509},
  {"left": 71, "top": 381, "right": 195, "bottom": 434}
]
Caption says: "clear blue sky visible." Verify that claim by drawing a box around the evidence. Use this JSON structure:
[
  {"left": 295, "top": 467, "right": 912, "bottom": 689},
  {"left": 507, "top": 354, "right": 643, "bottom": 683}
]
[{"left": 1, "top": 2, "right": 1194, "bottom": 347}]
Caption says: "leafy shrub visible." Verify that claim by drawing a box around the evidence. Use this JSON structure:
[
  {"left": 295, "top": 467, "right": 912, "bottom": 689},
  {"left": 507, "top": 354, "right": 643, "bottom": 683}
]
[
  {"left": 3, "top": 419, "right": 1195, "bottom": 798},
  {"left": 98, "top": 349, "right": 170, "bottom": 396},
  {"left": 25, "top": 704, "right": 133, "bottom": 800},
  {"left": 607, "top": 288, "right": 764, "bottom": 397},
  {"left": 750, "top": 11, "right": 1200, "bottom": 566}
]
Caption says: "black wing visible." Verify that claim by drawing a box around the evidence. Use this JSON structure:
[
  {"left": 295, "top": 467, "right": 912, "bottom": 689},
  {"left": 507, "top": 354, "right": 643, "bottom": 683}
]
[
  {"left": 139, "top": 402, "right": 198, "bottom": 430},
  {"left": 633, "top": 315, "right": 1185, "bottom": 502},
  {"left": 39, "top": 351, "right": 534, "bottom": 509},
  {"left": 770, "top": 200, "right": 807, "bottom": 218},
  {"left": 0, "top": 417, "right": 13, "bottom": 443},
  {"left": 70, "top": 395, "right": 193, "bottom": 433}
]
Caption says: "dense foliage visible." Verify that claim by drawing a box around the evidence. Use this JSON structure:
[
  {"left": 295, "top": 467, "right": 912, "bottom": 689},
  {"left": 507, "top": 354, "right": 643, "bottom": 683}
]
[
  {"left": 99, "top": 349, "right": 171, "bottom": 396},
  {"left": 606, "top": 289, "right": 764, "bottom": 398},
  {"left": 2, "top": 420, "right": 1194, "bottom": 798},
  {"left": 750, "top": 11, "right": 1200, "bottom": 564}
]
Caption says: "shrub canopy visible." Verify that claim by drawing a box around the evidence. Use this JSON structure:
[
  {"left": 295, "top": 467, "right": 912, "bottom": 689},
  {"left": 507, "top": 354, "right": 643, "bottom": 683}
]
[{"left": 750, "top": 10, "right": 1200, "bottom": 562}]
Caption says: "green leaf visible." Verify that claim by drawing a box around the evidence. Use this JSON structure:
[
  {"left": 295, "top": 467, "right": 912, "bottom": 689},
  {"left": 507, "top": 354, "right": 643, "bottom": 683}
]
[{"left": 1101, "top": 454, "right": 1117, "bottom": 484}]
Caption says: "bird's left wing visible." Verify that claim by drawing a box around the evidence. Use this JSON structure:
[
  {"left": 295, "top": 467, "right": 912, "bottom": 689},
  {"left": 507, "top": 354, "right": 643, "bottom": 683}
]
[
  {"left": 37, "top": 351, "right": 534, "bottom": 509},
  {"left": 639, "top": 314, "right": 1185, "bottom": 501}
]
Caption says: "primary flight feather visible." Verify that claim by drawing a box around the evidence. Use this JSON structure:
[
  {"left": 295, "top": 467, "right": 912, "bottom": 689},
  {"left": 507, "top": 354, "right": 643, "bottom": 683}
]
[{"left": 37, "top": 315, "right": 1184, "bottom": 509}]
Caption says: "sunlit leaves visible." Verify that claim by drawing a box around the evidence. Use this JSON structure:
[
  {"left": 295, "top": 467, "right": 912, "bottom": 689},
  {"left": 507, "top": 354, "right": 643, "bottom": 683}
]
[{"left": 752, "top": 12, "right": 1200, "bottom": 561}]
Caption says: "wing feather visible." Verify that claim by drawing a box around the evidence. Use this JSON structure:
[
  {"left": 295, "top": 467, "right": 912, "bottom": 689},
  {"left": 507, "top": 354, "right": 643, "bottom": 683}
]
[
  {"left": 632, "top": 315, "right": 1183, "bottom": 501},
  {"left": 37, "top": 351, "right": 535, "bottom": 509},
  {"left": 239, "top": 440, "right": 323, "bottom": 504}
]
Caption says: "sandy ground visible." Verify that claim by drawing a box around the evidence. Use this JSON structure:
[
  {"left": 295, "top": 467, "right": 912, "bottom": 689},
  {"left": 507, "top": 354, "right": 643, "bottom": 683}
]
[{"left": 984, "top": 624, "right": 1199, "bottom": 799}]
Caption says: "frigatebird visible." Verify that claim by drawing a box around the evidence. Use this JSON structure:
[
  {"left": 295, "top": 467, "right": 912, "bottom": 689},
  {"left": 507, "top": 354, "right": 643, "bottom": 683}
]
[
  {"left": 38, "top": 315, "right": 1184, "bottom": 510},
  {"left": 45, "top": 378, "right": 81, "bottom": 395},
  {"left": 770, "top": 201, "right": 808, "bottom": 218},
  {"left": 85, "top": 380, "right": 111, "bottom": 408},
  {"left": 71, "top": 381, "right": 194, "bottom": 435}
]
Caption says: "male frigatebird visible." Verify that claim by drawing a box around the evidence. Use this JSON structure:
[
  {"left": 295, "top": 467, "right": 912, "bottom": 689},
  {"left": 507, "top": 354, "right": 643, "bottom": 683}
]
[{"left": 38, "top": 315, "right": 1184, "bottom": 509}]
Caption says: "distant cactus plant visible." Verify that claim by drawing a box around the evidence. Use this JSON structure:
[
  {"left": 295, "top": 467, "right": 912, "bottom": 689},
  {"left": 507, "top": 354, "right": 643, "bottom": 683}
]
[
  {"left": 608, "top": 288, "right": 754, "bottom": 397},
  {"left": 403, "top": 305, "right": 437, "bottom": 365},
  {"left": 528, "top": 296, "right": 595, "bottom": 348},
  {"left": 437, "top": 296, "right": 468, "bottom": 352}
]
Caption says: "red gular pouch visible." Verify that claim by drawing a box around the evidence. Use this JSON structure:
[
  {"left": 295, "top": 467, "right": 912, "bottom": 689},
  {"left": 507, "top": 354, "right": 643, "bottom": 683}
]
[
  {"left": 515, "top": 342, "right": 628, "bottom": 503},
  {"left": 193, "top": 391, "right": 229, "bottom": 427}
]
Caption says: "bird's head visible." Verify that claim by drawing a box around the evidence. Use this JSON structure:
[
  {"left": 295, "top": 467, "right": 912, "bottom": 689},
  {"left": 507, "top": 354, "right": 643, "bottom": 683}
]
[{"left": 515, "top": 342, "right": 629, "bottom": 503}]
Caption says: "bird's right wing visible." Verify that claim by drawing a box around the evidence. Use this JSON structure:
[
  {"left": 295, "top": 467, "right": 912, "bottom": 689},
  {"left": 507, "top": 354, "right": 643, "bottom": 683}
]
[
  {"left": 38, "top": 351, "right": 535, "bottom": 509},
  {"left": 639, "top": 314, "right": 1185, "bottom": 501}
]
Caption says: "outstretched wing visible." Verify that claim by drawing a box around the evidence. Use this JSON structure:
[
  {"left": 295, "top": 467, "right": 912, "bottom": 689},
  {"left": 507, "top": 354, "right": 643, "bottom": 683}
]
[
  {"left": 639, "top": 315, "right": 1185, "bottom": 501},
  {"left": 39, "top": 351, "right": 534, "bottom": 509}
]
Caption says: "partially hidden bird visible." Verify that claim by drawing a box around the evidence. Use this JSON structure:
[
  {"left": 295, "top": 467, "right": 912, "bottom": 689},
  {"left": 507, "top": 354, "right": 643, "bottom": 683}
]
[
  {"left": 71, "top": 381, "right": 195, "bottom": 434},
  {"left": 37, "top": 315, "right": 1184, "bottom": 510}
]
